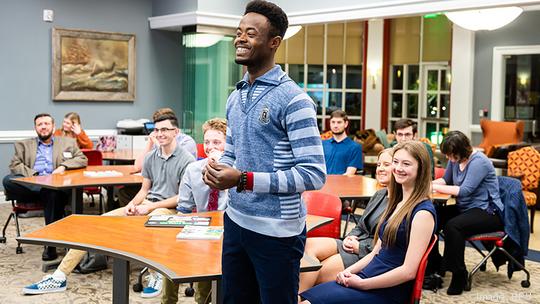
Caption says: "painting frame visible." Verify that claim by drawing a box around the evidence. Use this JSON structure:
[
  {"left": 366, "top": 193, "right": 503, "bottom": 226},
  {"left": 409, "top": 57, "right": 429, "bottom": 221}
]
[{"left": 52, "top": 27, "right": 136, "bottom": 102}]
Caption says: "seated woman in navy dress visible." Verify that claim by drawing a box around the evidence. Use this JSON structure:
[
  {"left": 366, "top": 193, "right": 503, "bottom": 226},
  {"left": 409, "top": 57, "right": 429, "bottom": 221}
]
[{"left": 300, "top": 141, "right": 436, "bottom": 304}]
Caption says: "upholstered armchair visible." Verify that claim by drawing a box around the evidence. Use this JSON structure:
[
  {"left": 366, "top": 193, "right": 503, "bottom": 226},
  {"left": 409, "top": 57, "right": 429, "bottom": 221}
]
[
  {"left": 507, "top": 146, "right": 540, "bottom": 233},
  {"left": 477, "top": 119, "right": 525, "bottom": 157}
]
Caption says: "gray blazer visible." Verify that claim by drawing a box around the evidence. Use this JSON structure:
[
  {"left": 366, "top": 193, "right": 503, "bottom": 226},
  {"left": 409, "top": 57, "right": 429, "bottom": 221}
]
[
  {"left": 9, "top": 137, "right": 88, "bottom": 177},
  {"left": 347, "top": 188, "right": 388, "bottom": 258}
]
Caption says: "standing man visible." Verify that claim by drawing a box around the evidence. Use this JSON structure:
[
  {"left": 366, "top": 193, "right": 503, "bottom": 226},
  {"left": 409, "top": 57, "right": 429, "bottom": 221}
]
[
  {"left": 322, "top": 110, "right": 363, "bottom": 176},
  {"left": 204, "top": 1, "right": 326, "bottom": 303},
  {"left": 3, "top": 113, "right": 87, "bottom": 261},
  {"left": 391, "top": 118, "right": 435, "bottom": 178}
]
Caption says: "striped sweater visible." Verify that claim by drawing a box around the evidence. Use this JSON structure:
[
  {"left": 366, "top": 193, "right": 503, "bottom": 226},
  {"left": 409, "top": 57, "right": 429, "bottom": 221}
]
[{"left": 220, "top": 65, "right": 326, "bottom": 237}]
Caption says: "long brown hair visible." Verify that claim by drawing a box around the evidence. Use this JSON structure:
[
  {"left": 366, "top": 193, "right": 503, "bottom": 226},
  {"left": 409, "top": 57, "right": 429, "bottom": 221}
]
[
  {"left": 373, "top": 141, "right": 432, "bottom": 247},
  {"left": 61, "top": 112, "right": 81, "bottom": 136}
]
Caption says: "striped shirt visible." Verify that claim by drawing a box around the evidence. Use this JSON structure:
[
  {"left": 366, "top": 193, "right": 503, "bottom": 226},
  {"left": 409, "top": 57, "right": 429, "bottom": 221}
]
[{"left": 220, "top": 65, "right": 326, "bottom": 237}]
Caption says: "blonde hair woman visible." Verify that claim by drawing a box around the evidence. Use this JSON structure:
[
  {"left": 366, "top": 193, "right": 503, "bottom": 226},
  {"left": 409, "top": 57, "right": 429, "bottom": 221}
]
[
  {"left": 300, "top": 141, "right": 436, "bottom": 304},
  {"left": 54, "top": 112, "right": 93, "bottom": 149}
]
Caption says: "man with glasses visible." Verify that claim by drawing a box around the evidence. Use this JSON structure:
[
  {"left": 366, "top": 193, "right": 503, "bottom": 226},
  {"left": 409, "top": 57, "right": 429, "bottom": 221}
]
[
  {"left": 23, "top": 113, "right": 195, "bottom": 296},
  {"left": 391, "top": 118, "right": 435, "bottom": 178}
]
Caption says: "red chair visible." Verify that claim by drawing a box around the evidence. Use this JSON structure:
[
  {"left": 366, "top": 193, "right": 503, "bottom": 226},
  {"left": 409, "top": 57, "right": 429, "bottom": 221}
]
[
  {"left": 410, "top": 234, "right": 438, "bottom": 304},
  {"left": 81, "top": 149, "right": 104, "bottom": 213},
  {"left": 0, "top": 193, "right": 43, "bottom": 254},
  {"left": 197, "top": 143, "right": 207, "bottom": 160},
  {"left": 434, "top": 167, "right": 445, "bottom": 180},
  {"left": 303, "top": 191, "right": 342, "bottom": 239}
]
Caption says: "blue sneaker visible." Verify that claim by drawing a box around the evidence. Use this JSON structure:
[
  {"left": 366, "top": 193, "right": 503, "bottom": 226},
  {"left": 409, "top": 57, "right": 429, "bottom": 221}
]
[
  {"left": 23, "top": 275, "right": 67, "bottom": 294},
  {"left": 141, "top": 273, "right": 163, "bottom": 298}
]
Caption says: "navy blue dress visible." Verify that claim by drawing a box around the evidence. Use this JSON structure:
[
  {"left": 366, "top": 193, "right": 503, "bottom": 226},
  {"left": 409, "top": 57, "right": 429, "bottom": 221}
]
[{"left": 300, "top": 200, "right": 436, "bottom": 304}]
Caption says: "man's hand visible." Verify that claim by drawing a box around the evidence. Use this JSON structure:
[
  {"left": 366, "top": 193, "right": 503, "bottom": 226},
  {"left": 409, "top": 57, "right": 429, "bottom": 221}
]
[
  {"left": 203, "top": 159, "right": 242, "bottom": 190},
  {"left": 125, "top": 201, "right": 137, "bottom": 215},
  {"left": 342, "top": 236, "right": 360, "bottom": 254},
  {"left": 52, "top": 166, "right": 66, "bottom": 174},
  {"left": 71, "top": 123, "right": 82, "bottom": 135},
  {"left": 134, "top": 203, "right": 154, "bottom": 216}
]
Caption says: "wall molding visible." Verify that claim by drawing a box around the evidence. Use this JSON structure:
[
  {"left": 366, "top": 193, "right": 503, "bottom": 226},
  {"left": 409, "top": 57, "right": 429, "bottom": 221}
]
[
  {"left": 0, "top": 129, "right": 116, "bottom": 144},
  {"left": 149, "top": 1, "right": 540, "bottom": 30}
]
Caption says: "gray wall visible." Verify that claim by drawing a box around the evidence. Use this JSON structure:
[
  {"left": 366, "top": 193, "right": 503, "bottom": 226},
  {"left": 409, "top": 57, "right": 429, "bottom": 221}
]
[
  {"left": 152, "top": 0, "right": 198, "bottom": 16},
  {"left": 0, "top": 0, "right": 183, "bottom": 188},
  {"left": 473, "top": 10, "right": 540, "bottom": 125}
]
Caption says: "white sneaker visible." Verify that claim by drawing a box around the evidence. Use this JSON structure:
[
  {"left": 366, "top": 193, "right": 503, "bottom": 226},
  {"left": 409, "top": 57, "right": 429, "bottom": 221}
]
[
  {"left": 141, "top": 273, "right": 163, "bottom": 298},
  {"left": 23, "top": 275, "right": 67, "bottom": 294}
]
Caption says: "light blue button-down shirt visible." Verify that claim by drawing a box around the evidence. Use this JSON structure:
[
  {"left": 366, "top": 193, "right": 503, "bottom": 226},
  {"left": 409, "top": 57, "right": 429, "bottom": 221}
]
[{"left": 33, "top": 138, "right": 54, "bottom": 176}]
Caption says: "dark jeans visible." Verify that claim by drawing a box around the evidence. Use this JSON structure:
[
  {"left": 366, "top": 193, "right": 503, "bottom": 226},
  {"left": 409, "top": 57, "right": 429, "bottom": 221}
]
[
  {"left": 221, "top": 213, "right": 306, "bottom": 304},
  {"left": 428, "top": 205, "right": 503, "bottom": 274},
  {"left": 3, "top": 174, "right": 68, "bottom": 225}
]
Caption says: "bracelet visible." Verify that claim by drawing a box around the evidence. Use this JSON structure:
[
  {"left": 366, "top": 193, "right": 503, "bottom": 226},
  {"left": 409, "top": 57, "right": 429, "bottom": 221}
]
[{"left": 236, "top": 171, "right": 248, "bottom": 193}]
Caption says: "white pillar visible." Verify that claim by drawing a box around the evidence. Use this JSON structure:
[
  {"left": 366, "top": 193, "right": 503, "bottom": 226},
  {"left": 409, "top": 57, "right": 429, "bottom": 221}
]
[
  {"left": 364, "top": 19, "right": 384, "bottom": 130},
  {"left": 450, "top": 24, "right": 475, "bottom": 138}
]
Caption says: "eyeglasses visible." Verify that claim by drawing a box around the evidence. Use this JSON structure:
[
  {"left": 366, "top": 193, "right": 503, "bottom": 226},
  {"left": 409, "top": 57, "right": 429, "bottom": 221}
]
[
  {"left": 396, "top": 132, "right": 414, "bottom": 138},
  {"left": 154, "top": 127, "right": 176, "bottom": 133}
]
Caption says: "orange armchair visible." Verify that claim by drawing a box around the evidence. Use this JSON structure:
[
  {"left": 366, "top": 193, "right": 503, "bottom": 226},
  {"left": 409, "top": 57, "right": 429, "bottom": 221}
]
[
  {"left": 508, "top": 146, "right": 540, "bottom": 233},
  {"left": 477, "top": 119, "right": 524, "bottom": 157}
]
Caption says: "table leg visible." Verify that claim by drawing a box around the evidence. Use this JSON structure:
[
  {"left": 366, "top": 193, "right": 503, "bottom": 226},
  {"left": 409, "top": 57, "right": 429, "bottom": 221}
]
[
  {"left": 71, "top": 188, "right": 83, "bottom": 214},
  {"left": 211, "top": 279, "right": 223, "bottom": 304},
  {"left": 105, "top": 186, "right": 119, "bottom": 212},
  {"left": 113, "top": 258, "right": 130, "bottom": 304}
]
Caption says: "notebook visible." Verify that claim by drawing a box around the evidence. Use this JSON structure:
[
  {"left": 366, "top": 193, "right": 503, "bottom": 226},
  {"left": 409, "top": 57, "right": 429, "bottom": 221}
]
[
  {"left": 144, "top": 215, "right": 211, "bottom": 228},
  {"left": 176, "top": 225, "right": 224, "bottom": 240}
]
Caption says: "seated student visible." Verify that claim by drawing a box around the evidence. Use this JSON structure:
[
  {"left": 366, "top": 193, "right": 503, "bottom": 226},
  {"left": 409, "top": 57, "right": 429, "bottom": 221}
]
[
  {"left": 390, "top": 118, "right": 435, "bottom": 179},
  {"left": 299, "top": 148, "right": 392, "bottom": 293},
  {"left": 429, "top": 131, "right": 503, "bottom": 295},
  {"left": 23, "top": 112, "right": 195, "bottom": 296},
  {"left": 300, "top": 141, "right": 436, "bottom": 304},
  {"left": 117, "top": 107, "right": 198, "bottom": 206},
  {"left": 322, "top": 110, "right": 363, "bottom": 176},
  {"left": 54, "top": 112, "right": 93, "bottom": 149},
  {"left": 161, "top": 118, "right": 229, "bottom": 304},
  {"left": 3, "top": 113, "right": 88, "bottom": 261}
]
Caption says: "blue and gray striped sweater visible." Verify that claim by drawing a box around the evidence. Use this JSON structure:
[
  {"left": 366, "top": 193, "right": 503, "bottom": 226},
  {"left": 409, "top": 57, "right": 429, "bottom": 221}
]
[{"left": 221, "top": 65, "right": 326, "bottom": 237}]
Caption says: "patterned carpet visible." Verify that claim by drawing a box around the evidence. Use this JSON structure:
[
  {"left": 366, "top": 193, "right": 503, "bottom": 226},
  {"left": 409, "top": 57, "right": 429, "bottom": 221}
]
[{"left": 0, "top": 201, "right": 538, "bottom": 303}]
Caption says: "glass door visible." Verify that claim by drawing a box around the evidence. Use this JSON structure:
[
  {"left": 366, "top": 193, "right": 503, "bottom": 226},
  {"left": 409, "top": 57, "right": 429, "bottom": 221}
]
[
  {"left": 420, "top": 64, "right": 451, "bottom": 144},
  {"left": 504, "top": 54, "right": 540, "bottom": 142}
]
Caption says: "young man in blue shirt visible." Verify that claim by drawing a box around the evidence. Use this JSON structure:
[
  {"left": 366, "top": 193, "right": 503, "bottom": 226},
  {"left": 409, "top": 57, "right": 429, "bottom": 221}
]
[
  {"left": 322, "top": 110, "right": 363, "bottom": 175},
  {"left": 203, "top": 1, "right": 326, "bottom": 303}
]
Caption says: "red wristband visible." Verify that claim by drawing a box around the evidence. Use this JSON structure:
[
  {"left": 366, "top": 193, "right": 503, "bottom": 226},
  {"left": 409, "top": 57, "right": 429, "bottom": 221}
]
[{"left": 246, "top": 172, "right": 254, "bottom": 191}]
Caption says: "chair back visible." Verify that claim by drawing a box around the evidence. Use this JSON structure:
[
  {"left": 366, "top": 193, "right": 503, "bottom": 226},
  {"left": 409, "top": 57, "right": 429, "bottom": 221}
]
[
  {"left": 197, "top": 143, "right": 207, "bottom": 160},
  {"left": 410, "top": 234, "right": 438, "bottom": 304},
  {"left": 303, "top": 191, "right": 342, "bottom": 238},
  {"left": 478, "top": 119, "right": 524, "bottom": 157},
  {"left": 508, "top": 146, "right": 540, "bottom": 191},
  {"left": 434, "top": 167, "right": 445, "bottom": 180},
  {"left": 82, "top": 149, "right": 103, "bottom": 166}
]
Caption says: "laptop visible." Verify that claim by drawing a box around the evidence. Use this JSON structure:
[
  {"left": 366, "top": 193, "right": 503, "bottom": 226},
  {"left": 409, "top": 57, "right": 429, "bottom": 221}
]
[{"left": 143, "top": 122, "right": 155, "bottom": 134}]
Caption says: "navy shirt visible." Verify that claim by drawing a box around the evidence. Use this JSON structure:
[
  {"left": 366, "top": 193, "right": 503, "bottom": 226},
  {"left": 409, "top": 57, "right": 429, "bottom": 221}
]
[{"left": 322, "top": 137, "right": 363, "bottom": 174}]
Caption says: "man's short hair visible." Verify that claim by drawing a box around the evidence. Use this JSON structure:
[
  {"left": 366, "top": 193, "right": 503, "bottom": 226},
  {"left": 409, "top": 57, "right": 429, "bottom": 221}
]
[
  {"left": 244, "top": 0, "right": 288, "bottom": 38},
  {"left": 330, "top": 110, "right": 349, "bottom": 122},
  {"left": 393, "top": 119, "right": 417, "bottom": 134},
  {"left": 34, "top": 113, "right": 54, "bottom": 124},
  {"left": 152, "top": 108, "right": 175, "bottom": 121},
  {"left": 154, "top": 113, "right": 178, "bottom": 128},
  {"left": 202, "top": 118, "right": 227, "bottom": 136}
]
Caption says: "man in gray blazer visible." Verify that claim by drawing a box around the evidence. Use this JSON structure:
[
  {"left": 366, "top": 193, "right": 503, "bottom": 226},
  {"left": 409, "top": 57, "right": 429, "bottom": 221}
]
[{"left": 2, "top": 113, "right": 87, "bottom": 260}]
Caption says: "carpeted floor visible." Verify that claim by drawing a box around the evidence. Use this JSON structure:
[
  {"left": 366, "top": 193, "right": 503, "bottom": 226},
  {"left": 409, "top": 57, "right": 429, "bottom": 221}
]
[{"left": 0, "top": 201, "right": 538, "bottom": 303}]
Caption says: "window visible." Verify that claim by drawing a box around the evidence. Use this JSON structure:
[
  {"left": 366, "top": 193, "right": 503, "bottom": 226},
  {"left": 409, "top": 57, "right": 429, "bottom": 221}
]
[{"left": 276, "top": 22, "right": 364, "bottom": 134}]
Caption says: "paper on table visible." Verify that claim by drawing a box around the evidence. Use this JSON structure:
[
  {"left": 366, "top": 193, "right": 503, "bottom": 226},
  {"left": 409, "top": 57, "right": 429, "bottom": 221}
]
[{"left": 83, "top": 170, "right": 123, "bottom": 178}]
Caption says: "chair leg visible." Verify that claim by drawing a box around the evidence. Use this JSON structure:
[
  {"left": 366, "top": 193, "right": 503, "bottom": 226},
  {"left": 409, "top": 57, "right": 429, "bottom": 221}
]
[
  {"left": 13, "top": 212, "right": 24, "bottom": 254},
  {"left": 530, "top": 206, "right": 535, "bottom": 234}
]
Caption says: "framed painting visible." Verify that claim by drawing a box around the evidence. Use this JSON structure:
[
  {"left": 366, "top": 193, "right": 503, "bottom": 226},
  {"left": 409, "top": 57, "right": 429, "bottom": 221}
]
[{"left": 52, "top": 28, "right": 136, "bottom": 101}]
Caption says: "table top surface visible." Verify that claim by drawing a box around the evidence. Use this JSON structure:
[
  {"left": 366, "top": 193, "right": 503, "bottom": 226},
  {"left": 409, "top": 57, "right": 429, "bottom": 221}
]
[
  {"left": 18, "top": 211, "right": 331, "bottom": 283},
  {"left": 314, "top": 174, "right": 450, "bottom": 202},
  {"left": 12, "top": 165, "right": 143, "bottom": 189},
  {"left": 101, "top": 149, "right": 145, "bottom": 161}
]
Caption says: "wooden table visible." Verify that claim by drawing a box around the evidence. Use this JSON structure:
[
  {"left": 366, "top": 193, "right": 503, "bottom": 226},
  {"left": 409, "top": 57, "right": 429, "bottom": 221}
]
[
  {"left": 12, "top": 165, "right": 143, "bottom": 214},
  {"left": 101, "top": 149, "right": 145, "bottom": 164},
  {"left": 18, "top": 211, "right": 331, "bottom": 304}
]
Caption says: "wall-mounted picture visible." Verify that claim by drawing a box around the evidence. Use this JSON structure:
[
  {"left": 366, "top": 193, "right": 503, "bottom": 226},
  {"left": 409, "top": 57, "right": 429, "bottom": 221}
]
[{"left": 52, "top": 28, "right": 136, "bottom": 101}]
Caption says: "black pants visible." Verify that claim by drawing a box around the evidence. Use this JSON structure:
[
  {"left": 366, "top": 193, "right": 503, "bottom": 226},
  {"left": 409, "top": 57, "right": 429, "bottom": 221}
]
[
  {"left": 428, "top": 205, "right": 503, "bottom": 274},
  {"left": 3, "top": 174, "right": 68, "bottom": 225}
]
